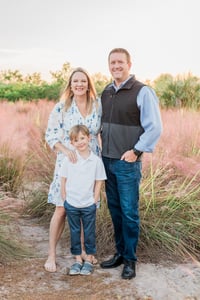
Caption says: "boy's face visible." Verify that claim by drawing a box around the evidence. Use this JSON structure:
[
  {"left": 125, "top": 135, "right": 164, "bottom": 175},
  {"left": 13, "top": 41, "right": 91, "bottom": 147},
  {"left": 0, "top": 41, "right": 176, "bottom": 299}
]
[{"left": 71, "top": 132, "right": 90, "bottom": 152}]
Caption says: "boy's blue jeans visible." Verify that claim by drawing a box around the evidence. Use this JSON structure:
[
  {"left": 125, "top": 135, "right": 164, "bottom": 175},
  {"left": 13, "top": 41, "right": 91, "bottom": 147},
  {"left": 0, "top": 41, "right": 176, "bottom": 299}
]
[
  {"left": 64, "top": 201, "right": 97, "bottom": 255},
  {"left": 102, "top": 157, "right": 142, "bottom": 262}
]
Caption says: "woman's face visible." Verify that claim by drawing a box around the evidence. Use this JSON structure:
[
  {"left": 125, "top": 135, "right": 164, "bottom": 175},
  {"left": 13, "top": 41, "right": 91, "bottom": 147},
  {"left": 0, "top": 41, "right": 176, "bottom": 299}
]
[{"left": 71, "top": 71, "right": 89, "bottom": 97}]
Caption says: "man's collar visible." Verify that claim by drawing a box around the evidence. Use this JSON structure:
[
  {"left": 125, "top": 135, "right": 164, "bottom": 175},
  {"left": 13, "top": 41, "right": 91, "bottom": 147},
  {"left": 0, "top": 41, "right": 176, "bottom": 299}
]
[{"left": 112, "top": 75, "right": 134, "bottom": 91}]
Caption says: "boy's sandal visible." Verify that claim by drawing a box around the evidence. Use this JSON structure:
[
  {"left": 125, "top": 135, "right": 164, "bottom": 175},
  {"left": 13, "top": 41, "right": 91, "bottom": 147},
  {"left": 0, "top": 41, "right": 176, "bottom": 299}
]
[
  {"left": 69, "top": 262, "right": 83, "bottom": 275},
  {"left": 80, "top": 261, "right": 94, "bottom": 275}
]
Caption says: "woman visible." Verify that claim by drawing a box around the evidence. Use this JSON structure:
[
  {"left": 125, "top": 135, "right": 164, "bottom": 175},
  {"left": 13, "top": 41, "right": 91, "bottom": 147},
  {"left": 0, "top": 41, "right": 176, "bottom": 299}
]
[{"left": 44, "top": 67, "right": 102, "bottom": 272}]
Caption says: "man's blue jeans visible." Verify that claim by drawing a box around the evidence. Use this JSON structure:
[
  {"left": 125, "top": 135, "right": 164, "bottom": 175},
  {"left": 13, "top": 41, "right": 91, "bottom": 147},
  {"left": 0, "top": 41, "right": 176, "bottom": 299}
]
[
  {"left": 103, "top": 157, "right": 142, "bottom": 262},
  {"left": 64, "top": 201, "right": 97, "bottom": 255}
]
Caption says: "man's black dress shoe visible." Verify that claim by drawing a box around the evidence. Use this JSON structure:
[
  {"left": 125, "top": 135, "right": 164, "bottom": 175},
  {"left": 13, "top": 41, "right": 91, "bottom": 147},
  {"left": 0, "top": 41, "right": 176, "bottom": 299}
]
[
  {"left": 121, "top": 260, "right": 136, "bottom": 279},
  {"left": 100, "top": 253, "right": 123, "bottom": 269}
]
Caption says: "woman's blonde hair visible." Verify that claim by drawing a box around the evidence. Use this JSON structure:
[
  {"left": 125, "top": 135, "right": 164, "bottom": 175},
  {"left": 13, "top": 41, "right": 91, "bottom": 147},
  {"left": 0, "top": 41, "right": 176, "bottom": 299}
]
[{"left": 60, "top": 67, "right": 97, "bottom": 114}]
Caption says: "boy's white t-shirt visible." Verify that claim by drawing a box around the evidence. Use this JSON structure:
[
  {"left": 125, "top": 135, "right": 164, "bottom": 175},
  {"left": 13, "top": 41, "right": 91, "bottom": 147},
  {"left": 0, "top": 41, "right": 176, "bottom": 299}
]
[{"left": 59, "top": 151, "right": 107, "bottom": 208}]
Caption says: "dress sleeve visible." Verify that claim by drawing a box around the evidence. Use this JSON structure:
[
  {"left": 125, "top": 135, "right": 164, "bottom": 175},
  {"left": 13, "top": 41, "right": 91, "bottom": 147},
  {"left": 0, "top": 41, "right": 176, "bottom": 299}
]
[
  {"left": 45, "top": 102, "right": 64, "bottom": 150},
  {"left": 59, "top": 157, "right": 68, "bottom": 178},
  {"left": 96, "top": 97, "right": 102, "bottom": 134}
]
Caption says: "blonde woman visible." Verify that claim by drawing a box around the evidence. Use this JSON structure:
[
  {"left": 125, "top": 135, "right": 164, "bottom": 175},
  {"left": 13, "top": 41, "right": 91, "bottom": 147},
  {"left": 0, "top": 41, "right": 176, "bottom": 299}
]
[{"left": 44, "top": 68, "right": 102, "bottom": 272}]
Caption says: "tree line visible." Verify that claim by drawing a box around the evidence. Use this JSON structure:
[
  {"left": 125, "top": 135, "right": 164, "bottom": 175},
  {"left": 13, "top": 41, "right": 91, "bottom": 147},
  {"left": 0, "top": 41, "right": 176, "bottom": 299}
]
[{"left": 0, "top": 63, "right": 200, "bottom": 109}]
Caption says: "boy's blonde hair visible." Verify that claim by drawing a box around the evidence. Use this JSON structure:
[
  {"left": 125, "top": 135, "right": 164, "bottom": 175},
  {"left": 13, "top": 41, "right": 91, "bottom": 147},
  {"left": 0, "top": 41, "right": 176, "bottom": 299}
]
[{"left": 69, "top": 125, "right": 90, "bottom": 141}]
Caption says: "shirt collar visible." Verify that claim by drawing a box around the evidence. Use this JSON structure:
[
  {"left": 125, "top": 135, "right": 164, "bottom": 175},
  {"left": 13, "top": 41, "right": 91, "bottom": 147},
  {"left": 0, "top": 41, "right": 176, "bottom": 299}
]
[
  {"left": 76, "top": 150, "right": 95, "bottom": 161},
  {"left": 112, "top": 75, "right": 133, "bottom": 91}
]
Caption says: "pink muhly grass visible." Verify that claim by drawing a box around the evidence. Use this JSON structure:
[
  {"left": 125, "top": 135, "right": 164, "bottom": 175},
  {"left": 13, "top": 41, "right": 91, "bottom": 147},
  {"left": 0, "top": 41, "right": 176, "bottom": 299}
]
[
  {"left": 1, "top": 102, "right": 200, "bottom": 180},
  {"left": 0, "top": 100, "right": 55, "bottom": 158},
  {"left": 143, "top": 108, "right": 200, "bottom": 179},
  {"left": 26, "top": 124, "right": 56, "bottom": 185}
]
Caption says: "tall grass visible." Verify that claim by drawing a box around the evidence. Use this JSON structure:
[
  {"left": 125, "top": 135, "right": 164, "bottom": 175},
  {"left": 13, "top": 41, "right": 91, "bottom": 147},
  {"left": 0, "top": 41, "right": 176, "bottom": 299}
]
[
  {"left": 0, "top": 143, "right": 25, "bottom": 194},
  {"left": 24, "top": 189, "right": 54, "bottom": 222},
  {"left": 1, "top": 101, "right": 200, "bottom": 261},
  {"left": 0, "top": 225, "right": 31, "bottom": 263},
  {"left": 0, "top": 144, "right": 28, "bottom": 262},
  {"left": 140, "top": 160, "right": 200, "bottom": 259},
  {"left": 0, "top": 205, "right": 31, "bottom": 263},
  {"left": 0, "top": 100, "right": 54, "bottom": 260}
]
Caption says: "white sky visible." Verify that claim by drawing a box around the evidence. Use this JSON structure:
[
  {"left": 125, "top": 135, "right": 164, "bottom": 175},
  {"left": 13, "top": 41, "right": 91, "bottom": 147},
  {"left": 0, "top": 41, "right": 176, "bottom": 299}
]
[{"left": 0, "top": 0, "right": 199, "bottom": 81}]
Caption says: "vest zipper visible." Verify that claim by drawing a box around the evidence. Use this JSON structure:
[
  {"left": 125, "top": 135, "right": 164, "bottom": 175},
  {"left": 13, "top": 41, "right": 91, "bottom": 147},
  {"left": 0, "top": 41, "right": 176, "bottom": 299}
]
[{"left": 107, "top": 94, "right": 115, "bottom": 154}]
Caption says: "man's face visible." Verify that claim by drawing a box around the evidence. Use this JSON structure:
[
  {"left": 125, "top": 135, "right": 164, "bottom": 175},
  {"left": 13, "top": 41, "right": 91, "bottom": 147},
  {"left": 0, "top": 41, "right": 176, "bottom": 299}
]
[{"left": 108, "top": 52, "right": 131, "bottom": 85}]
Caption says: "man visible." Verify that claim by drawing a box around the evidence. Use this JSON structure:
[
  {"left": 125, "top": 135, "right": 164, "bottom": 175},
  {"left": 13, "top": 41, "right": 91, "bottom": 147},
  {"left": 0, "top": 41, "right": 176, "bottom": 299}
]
[{"left": 100, "top": 48, "right": 162, "bottom": 279}]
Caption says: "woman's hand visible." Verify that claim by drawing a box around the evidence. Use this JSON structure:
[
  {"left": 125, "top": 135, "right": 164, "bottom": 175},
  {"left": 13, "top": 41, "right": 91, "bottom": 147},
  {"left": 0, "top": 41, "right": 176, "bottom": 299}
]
[
  {"left": 54, "top": 142, "right": 77, "bottom": 163},
  {"left": 65, "top": 148, "right": 77, "bottom": 163}
]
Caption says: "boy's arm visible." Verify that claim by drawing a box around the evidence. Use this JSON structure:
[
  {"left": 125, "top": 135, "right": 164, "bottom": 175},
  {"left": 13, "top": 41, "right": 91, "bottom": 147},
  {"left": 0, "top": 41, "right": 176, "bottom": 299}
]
[
  {"left": 61, "top": 177, "right": 67, "bottom": 201},
  {"left": 93, "top": 180, "right": 103, "bottom": 203}
]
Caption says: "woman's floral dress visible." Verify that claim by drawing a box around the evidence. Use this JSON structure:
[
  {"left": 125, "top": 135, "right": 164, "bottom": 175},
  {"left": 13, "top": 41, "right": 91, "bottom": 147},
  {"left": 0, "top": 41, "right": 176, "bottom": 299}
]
[{"left": 45, "top": 98, "right": 102, "bottom": 206}]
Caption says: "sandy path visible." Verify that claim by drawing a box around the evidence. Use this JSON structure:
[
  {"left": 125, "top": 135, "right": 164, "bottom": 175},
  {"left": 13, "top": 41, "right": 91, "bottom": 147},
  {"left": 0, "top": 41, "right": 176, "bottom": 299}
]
[
  {"left": 0, "top": 216, "right": 199, "bottom": 300},
  {"left": 0, "top": 196, "right": 200, "bottom": 300}
]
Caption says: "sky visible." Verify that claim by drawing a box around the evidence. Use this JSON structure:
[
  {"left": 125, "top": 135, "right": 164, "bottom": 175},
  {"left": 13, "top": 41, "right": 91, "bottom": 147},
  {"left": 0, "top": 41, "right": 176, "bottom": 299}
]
[{"left": 0, "top": 0, "right": 199, "bottom": 82}]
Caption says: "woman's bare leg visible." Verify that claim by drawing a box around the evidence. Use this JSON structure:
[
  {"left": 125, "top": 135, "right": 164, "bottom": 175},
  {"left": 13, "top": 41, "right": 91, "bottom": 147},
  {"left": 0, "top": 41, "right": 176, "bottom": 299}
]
[{"left": 44, "top": 206, "right": 66, "bottom": 272}]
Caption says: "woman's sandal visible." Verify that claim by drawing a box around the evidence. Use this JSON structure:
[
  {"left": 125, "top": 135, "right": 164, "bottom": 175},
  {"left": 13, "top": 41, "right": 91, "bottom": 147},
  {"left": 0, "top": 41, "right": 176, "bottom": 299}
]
[
  {"left": 69, "top": 262, "right": 83, "bottom": 275},
  {"left": 80, "top": 261, "right": 94, "bottom": 275}
]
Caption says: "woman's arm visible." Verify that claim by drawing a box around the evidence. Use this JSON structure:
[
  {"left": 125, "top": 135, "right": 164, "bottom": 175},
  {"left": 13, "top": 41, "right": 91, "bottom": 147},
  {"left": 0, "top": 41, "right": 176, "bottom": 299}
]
[
  {"left": 61, "top": 177, "right": 67, "bottom": 201},
  {"left": 45, "top": 103, "right": 77, "bottom": 162}
]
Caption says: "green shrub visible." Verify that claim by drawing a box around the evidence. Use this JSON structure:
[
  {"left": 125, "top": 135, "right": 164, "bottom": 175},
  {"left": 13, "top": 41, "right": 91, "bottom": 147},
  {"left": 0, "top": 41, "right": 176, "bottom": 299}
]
[
  {"left": 154, "top": 73, "right": 200, "bottom": 109},
  {"left": 0, "top": 82, "right": 62, "bottom": 102}
]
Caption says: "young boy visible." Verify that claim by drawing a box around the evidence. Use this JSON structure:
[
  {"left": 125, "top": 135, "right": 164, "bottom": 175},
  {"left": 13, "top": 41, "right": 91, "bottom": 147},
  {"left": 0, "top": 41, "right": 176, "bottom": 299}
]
[{"left": 60, "top": 124, "right": 107, "bottom": 276}]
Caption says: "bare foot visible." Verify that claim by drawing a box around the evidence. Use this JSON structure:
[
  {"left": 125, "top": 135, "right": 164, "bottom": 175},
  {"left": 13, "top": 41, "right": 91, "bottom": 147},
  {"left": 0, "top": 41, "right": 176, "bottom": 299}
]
[
  {"left": 91, "top": 256, "right": 98, "bottom": 265},
  {"left": 44, "top": 258, "right": 57, "bottom": 272},
  {"left": 81, "top": 252, "right": 98, "bottom": 264}
]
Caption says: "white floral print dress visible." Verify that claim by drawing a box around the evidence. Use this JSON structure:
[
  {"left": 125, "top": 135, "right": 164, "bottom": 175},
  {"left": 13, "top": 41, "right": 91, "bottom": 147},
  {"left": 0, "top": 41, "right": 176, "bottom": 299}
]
[{"left": 45, "top": 98, "right": 102, "bottom": 206}]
